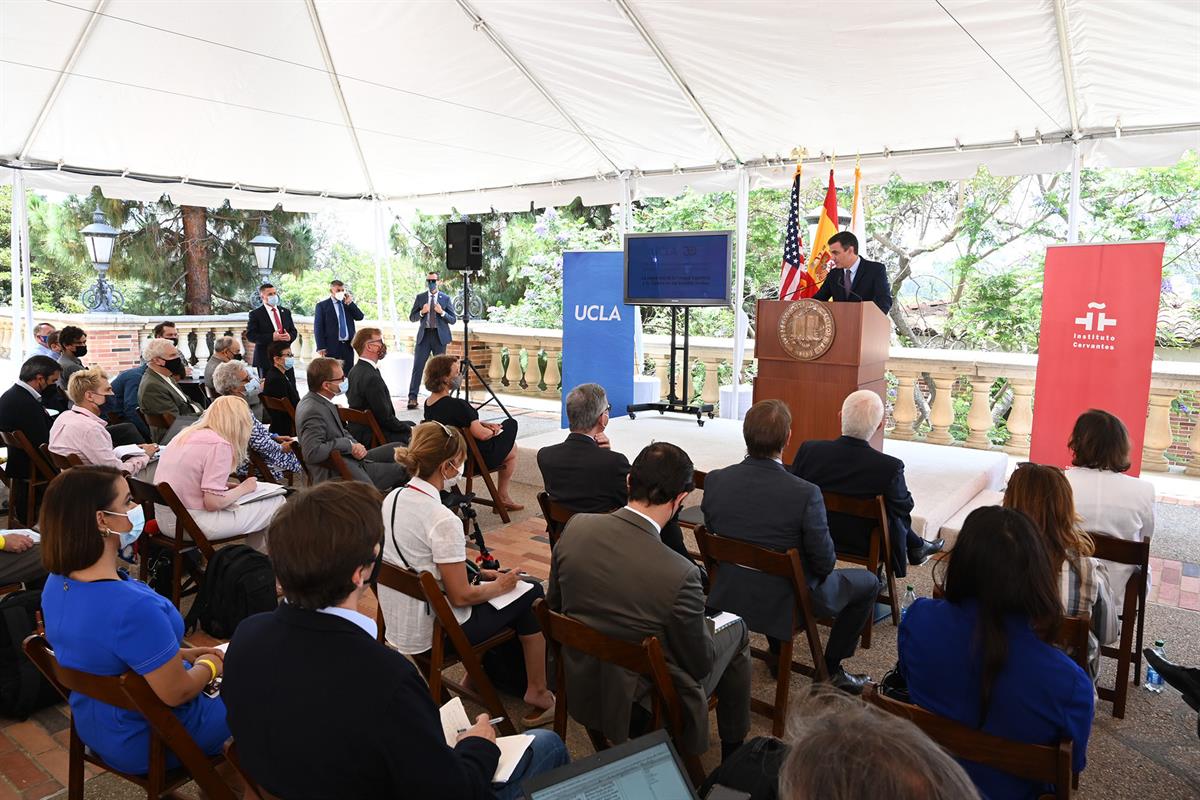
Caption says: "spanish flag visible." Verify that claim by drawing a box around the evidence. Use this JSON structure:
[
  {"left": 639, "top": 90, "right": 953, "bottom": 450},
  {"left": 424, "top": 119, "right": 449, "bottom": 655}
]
[{"left": 805, "top": 169, "right": 839, "bottom": 291}]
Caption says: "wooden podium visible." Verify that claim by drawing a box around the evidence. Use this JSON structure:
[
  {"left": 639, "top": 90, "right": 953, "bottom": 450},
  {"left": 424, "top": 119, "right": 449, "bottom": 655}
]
[{"left": 754, "top": 299, "right": 891, "bottom": 462}]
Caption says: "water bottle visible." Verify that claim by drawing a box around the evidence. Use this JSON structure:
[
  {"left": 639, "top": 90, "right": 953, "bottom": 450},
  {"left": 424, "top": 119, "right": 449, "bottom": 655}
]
[
  {"left": 1145, "top": 640, "right": 1166, "bottom": 693},
  {"left": 900, "top": 585, "right": 917, "bottom": 623}
]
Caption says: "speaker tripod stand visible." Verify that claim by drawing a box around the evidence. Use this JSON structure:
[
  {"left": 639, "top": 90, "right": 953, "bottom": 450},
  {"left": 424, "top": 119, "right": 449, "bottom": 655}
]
[{"left": 452, "top": 270, "right": 510, "bottom": 419}]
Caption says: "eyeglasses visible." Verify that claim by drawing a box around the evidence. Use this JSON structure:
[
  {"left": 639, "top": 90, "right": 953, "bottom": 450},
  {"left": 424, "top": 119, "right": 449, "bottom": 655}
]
[{"left": 604, "top": 405, "right": 612, "bottom": 414}]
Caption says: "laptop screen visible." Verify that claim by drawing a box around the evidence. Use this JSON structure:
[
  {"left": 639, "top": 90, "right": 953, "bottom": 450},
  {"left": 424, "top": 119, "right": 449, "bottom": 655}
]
[{"left": 526, "top": 736, "right": 694, "bottom": 800}]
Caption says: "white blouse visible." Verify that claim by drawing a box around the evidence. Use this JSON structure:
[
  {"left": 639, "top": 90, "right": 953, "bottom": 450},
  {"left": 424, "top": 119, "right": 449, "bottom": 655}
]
[{"left": 1066, "top": 466, "right": 1155, "bottom": 614}]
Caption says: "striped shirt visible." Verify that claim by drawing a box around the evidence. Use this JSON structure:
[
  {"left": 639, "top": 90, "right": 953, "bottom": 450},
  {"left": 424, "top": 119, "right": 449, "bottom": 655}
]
[{"left": 1060, "top": 551, "right": 1120, "bottom": 678}]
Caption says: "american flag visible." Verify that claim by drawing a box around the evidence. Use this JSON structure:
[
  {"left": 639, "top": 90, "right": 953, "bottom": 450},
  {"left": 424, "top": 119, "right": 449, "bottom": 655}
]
[{"left": 779, "top": 168, "right": 813, "bottom": 300}]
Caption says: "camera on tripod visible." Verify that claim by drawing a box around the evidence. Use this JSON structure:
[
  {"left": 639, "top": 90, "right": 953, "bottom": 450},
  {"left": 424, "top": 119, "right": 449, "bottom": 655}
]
[{"left": 441, "top": 485, "right": 501, "bottom": 572}]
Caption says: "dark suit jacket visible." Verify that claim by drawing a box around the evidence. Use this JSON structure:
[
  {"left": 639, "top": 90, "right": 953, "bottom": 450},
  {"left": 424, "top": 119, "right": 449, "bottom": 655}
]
[
  {"left": 222, "top": 604, "right": 499, "bottom": 800},
  {"left": 0, "top": 384, "right": 52, "bottom": 480},
  {"left": 136, "top": 369, "right": 199, "bottom": 442},
  {"left": 701, "top": 457, "right": 837, "bottom": 640},
  {"left": 548, "top": 508, "right": 714, "bottom": 754},
  {"left": 408, "top": 290, "right": 457, "bottom": 346},
  {"left": 246, "top": 304, "right": 298, "bottom": 373},
  {"left": 313, "top": 296, "right": 364, "bottom": 353},
  {"left": 812, "top": 258, "right": 893, "bottom": 314},
  {"left": 791, "top": 436, "right": 914, "bottom": 577},
  {"left": 110, "top": 365, "right": 151, "bottom": 440},
  {"left": 261, "top": 366, "right": 300, "bottom": 435},
  {"left": 347, "top": 359, "right": 412, "bottom": 444}
]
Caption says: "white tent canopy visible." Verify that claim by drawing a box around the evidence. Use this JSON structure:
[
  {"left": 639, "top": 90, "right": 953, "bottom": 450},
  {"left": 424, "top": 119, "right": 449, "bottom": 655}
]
[{"left": 2, "top": 0, "right": 1198, "bottom": 213}]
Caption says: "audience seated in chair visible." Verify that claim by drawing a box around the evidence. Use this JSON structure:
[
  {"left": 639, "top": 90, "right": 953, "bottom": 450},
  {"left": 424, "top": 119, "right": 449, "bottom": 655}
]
[
  {"left": 0, "top": 355, "right": 61, "bottom": 522},
  {"left": 260, "top": 341, "right": 301, "bottom": 435},
  {"left": 221, "top": 480, "right": 568, "bottom": 800},
  {"left": 1065, "top": 408, "right": 1155, "bottom": 613},
  {"left": 791, "top": 390, "right": 943, "bottom": 574},
  {"left": 50, "top": 368, "right": 157, "bottom": 478},
  {"left": 549, "top": 442, "right": 751, "bottom": 761},
  {"left": 899, "top": 505, "right": 1093, "bottom": 799},
  {"left": 379, "top": 421, "right": 556, "bottom": 727},
  {"left": 702, "top": 399, "right": 878, "bottom": 695},
  {"left": 770, "top": 690, "right": 980, "bottom": 800},
  {"left": 423, "top": 354, "right": 521, "bottom": 511},
  {"left": 538, "top": 382, "right": 693, "bottom": 562},
  {"left": 346, "top": 327, "right": 413, "bottom": 445},
  {"left": 38, "top": 466, "right": 229, "bottom": 776},
  {"left": 137, "top": 338, "right": 202, "bottom": 442},
  {"left": 205, "top": 335, "right": 264, "bottom": 422},
  {"left": 1003, "top": 462, "right": 1120, "bottom": 677},
  {"left": 213, "top": 361, "right": 301, "bottom": 484},
  {"left": 56, "top": 325, "right": 89, "bottom": 392},
  {"left": 109, "top": 322, "right": 178, "bottom": 441},
  {"left": 295, "top": 357, "right": 407, "bottom": 490},
  {"left": 153, "top": 396, "right": 285, "bottom": 552}
]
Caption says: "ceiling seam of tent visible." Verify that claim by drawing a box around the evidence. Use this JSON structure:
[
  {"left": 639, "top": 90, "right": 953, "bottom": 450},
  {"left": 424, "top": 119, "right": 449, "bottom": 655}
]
[
  {"left": 610, "top": 0, "right": 741, "bottom": 166},
  {"left": 17, "top": 0, "right": 109, "bottom": 161},
  {"left": 304, "top": 0, "right": 376, "bottom": 198},
  {"left": 452, "top": 0, "right": 623, "bottom": 176},
  {"left": 1052, "top": 0, "right": 1083, "bottom": 138},
  {"left": 932, "top": 0, "right": 1068, "bottom": 133}
]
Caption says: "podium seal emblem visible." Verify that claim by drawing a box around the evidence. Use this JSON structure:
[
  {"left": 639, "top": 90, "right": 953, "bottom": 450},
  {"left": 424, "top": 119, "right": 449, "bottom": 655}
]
[{"left": 778, "top": 299, "right": 836, "bottom": 361}]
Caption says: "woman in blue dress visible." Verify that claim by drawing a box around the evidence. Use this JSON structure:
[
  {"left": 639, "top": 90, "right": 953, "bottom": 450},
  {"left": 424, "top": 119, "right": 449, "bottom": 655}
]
[{"left": 39, "top": 466, "right": 229, "bottom": 775}]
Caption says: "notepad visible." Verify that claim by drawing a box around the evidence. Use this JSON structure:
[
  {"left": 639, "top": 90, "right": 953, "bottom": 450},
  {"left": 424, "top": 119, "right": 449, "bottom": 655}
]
[
  {"left": 3, "top": 529, "right": 39, "bottom": 543},
  {"left": 235, "top": 483, "right": 287, "bottom": 506},
  {"left": 487, "top": 578, "right": 535, "bottom": 611},
  {"left": 708, "top": 611, "right": 741, "bottom": 634},
  {"left": 439, "top": 697, "right": 534, "bottom": 783},
  {"left": 113, "top": 444, "right": 146, "bottom": 460}
]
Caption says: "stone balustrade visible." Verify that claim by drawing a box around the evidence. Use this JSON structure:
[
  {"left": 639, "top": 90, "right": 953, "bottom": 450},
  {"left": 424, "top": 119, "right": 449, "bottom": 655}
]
[{"left": 4, "top": 309, "right": 1200, "bottom": 474}]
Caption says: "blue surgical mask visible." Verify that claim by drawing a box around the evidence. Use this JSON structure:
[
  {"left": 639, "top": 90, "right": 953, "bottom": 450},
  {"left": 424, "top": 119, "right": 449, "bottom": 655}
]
[
  {"left": 104, "top": 505, "right": 145, "bottom": 549},
  {"left": 283, "top": 356, "right": 296, "bottom": 369},
  {"left": 338, "top": 378, "right": 349, "bottom": 395},
  {"left": 245, "top": 376, "right": 261, "bottom": 396},
  {"left": 267, "top": 294, "right": 280, "bottom": 307}
]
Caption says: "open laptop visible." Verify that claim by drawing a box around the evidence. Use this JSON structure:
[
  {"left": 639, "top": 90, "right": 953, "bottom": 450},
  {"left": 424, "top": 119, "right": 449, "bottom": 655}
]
[{"left": 521, "top": 729, "right": 697, "bottom": 800}]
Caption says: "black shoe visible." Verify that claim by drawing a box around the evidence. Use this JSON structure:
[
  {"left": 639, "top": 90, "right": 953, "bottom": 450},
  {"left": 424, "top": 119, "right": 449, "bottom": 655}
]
[
  {"left": 1144, "top": 647, "right": 1200, "bottom": 711},
  {"left": 406, "top": 399, "right": 419, "bottom": 410},
  {"left": 827, "top": 667, "right": 870, "bottom": 695},
  {"left": 908, "top": 537, "right": 945, "bottom": 566}
]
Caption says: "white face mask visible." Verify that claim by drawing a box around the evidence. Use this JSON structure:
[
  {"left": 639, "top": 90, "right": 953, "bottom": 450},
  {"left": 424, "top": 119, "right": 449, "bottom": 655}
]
[
  {"left": 444, "top": 460, "right": 464, "bottom": 483},
  {"left": 334, "top": 291, "right": 346, "bottom": 301}
]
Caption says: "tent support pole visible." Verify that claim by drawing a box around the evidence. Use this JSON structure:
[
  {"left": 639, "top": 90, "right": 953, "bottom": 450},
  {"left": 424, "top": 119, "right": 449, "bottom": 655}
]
[
  {"left": 10, "top": 172, "right": 27, "bottom": 365},
  {"left": 1067, "top": 141, "right": 1082, "bottom": 243},
  {"left": 728, "top": 166, "right": 748, "bottom": 419},
  {"left": 373, "top": 201, "right": 387, "bottom": 331}
]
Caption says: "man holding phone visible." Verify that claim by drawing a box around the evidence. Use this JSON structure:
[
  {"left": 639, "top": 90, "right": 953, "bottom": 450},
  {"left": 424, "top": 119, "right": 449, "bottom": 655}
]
[{"left": 407, "top": 272, "right": 457, "bottom": 409}]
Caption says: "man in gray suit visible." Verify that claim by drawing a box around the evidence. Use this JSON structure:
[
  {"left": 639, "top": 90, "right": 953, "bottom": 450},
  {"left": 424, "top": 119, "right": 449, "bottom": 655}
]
[
  {"left": 295, "top": 357, "right": 408, "bottom": 490},
  {"left": 406, "top": 271, "right": 457, "bottom": 409},
  {"left": 548, "top": 442, "right": 751, "bottom": 760},
  {"left": 702, "top": 399, "right": 878, "bottom": 694}
]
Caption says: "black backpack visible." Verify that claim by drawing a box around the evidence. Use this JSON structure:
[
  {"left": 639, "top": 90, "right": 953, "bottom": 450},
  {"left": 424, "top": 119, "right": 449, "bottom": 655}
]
[
  {"left": 185, "top": 546, "right": 278, "bottom": 639},
  {"left": 0, "top": 591, "right": 61, "bottom": 719}
]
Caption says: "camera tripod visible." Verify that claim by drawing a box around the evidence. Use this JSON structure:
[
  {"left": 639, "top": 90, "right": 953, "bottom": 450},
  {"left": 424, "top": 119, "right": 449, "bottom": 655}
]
[{"left": 452, "top": 270, "right": 511, "bottom": 419}]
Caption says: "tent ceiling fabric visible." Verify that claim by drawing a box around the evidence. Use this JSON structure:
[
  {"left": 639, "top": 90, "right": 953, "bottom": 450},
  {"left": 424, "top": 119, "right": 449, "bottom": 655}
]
[{"left": 2, "top": 0, "right": 1197, "bottom": 213}]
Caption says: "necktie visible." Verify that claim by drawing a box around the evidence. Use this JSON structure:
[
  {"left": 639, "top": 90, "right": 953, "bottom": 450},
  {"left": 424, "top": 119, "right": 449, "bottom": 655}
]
[
  {"left": 842, "top": 269, "right": 852, "bottom": 296},
  {"left": 270, "top": 306, "right": 283, "bottom": 333},
  {"left": 427, "top": 293, "right": 437, "bottom": 329},
  {"left": 335, "top": 300, "right": 348, "bottom": 340}
]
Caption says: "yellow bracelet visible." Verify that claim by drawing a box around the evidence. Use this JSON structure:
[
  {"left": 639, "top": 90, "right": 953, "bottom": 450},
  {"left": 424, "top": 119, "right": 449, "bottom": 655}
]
[
  {"left": 195, "top": 658, "right": 217, "bottom": 683},
  {"left": 0, "top": 535, "right": 6, "bottom": 551}
]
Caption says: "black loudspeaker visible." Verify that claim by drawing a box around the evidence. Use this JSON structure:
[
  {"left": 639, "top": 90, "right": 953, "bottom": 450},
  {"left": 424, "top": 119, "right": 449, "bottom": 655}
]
[{"left": 446, "top": 221, "right": 484, "bottom": 271}]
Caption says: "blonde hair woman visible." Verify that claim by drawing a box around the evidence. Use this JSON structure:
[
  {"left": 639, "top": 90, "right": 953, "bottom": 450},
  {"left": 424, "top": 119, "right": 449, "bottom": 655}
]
[
  {"left": 153, "top": 396, "right": 284, "bottom": 551},
  {"left": 379, "top": 422, "right": 555, "bottom": 727}
]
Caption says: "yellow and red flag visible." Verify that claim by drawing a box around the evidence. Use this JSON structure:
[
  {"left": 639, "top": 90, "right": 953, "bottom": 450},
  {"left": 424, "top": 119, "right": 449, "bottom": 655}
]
[{"left": 804, "top": 169, "right": 840, "bottom": 290}]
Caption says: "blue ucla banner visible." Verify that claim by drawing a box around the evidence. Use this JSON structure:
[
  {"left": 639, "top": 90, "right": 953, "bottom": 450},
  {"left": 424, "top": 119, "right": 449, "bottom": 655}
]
[{"left": 561, "top": 251, "right": 635, "bottom": 428}]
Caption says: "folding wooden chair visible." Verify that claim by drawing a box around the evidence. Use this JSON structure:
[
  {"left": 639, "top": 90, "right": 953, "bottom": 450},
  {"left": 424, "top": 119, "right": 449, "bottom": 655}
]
[
  {"left": 694, "top": 526, "right": 829, "bottom": 736},
  {"left": 820, "top": 491, "right": 899, "bottom": 648},
  {"left": 36, "top": 443, "right": 63, "bottom": 476},
  {"left": 0, "top": 461, "right": 14, "bottom": 528},
  {"left": 676, "top": 469, "right": 707, "bottom": 529},
  {"left": 339, "top": 407, "right": 388, "bottom": 449},
  {"left": 533, "top": 598, "right": 710, "bottom": 786},
  {"left": 42, "top": 445, "right": 85, "bottom": 472},
  {"left": 1057, "top": 614, "right": 1091, "bottom": 673},
  {"left": 372, "top": 562, "right": 519, "bottom": 736},
  {"left": 864, "top": 684, "right": 1075, "bottom": 799},
  {"left": 137, "top": 410, "right": 176, "bottom": 443},
  {"left": 308, "top": 449, "right": 357, "bottom": 482},
  {"left": 0, "top": 430, "right": 57, "bottom": 527},
  {"left": 23, "top": 635, "right": 236, "bottom": 800},
  {"left": 127, "top": 478, "right": 228, "bottom": 608},
  {"left": 536, "top": 491, "right": 581, "bottom": 549},
  {"left": 459, "top": 427, "right": 510, "bottom": 523},
  {"left": 260, "top": 395, "right": 297, "bottom": 437},
  {"left": 1091, "top": 532, "right": 1151, "bottom": 718},
  {"left": 223, "top": 741, "right": 282, "bottom": 800}
]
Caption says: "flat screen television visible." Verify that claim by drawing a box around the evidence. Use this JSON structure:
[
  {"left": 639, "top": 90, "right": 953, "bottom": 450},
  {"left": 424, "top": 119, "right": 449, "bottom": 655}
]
[{"left": 623, "top": 231, "right": 732, "bottom": 307}]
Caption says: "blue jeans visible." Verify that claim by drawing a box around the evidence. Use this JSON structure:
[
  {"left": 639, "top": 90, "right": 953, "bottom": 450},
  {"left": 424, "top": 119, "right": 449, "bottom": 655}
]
[{"left": 493, "top": 728, "right": 570, "bottom": 800}]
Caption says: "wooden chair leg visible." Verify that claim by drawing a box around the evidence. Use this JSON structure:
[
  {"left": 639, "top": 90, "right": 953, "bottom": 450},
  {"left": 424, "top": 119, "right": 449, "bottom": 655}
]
[
  {"left": 772, "top": 637, "right": 793, "bottom": 737},
  {"left": 586, "top": 728, "right": 609, "bottom": 753},
  {"left": 477, "top": 464, "right": 510, "bottom": 524},
  {"left": 457, "top": 646, "right": 518, "bottom": 737},
  {"left": 68, "top": 725, "right": 85, "bottom": 800},
  {"left": 171, "top": 547, "right": 184, "bottom": 609},
  {"left": 683, "top": 754, "right": 707, "bottom": 788},
  {"left": 883, "top": 561, "right": 900, "bottom": 625}
]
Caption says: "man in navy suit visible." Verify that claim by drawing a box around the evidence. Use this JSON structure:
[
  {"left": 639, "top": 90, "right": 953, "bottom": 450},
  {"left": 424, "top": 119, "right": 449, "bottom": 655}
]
[
  {"left": 246, "top": 283, "right": 298, "bottom": 376},
  {"left": 314, "top": 279, "right": 364, "bottom": 375},
  {"left": 406, "top": 271, "right": 457, "bottom": 409},
  {"left": 812, "top": 231, "right": 893, "bottom": 314}
]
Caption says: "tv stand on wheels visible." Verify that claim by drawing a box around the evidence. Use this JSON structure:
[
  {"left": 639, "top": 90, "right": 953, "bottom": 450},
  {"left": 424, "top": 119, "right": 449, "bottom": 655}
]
[{"left": 627, "top": 306, "right": 714, "bottom": 427}]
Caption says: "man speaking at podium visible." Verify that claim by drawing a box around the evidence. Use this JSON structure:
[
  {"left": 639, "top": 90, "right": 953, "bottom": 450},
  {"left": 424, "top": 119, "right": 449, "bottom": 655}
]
[{"left": 812, "top": 232, "right": 892, "bottom": 315}]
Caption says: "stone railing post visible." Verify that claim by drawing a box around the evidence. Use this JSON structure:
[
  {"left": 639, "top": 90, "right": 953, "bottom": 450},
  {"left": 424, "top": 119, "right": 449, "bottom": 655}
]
[
  {"left": 657, "top": 354, "right": 673, "bottom": 400},
  {"left": 1141, "top": 389, "right": 1177, "bottom": 472},
  {"left": 504, "top": 346, "right": 523, "bottom": 387},
  {"left": 965, "top": 375, "right": 996, "bottom": 449},
  {"left": 1004, "top": 378, "right": 1035, "bottom": 455},
  {"left": 1187, "top": 404, "right": 1200, "bottom": 477},
  {"left": 925, "top": 373, "right": 958, "bottom": 445},
  {"left": 488, "top": 344, "right": 505, "bottom": 384},
  {"left": 543, "top": 348, "right": 561, "bottom": 394},
  {"left": 889, "top": 370, "right": 919, "bottom": 440},
  {"left": 701, "top": 358, "right": 720, "bottom": 405}
]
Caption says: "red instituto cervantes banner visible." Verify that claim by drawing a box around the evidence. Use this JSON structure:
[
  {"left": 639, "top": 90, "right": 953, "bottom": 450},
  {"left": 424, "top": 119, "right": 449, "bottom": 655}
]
[{"left": 1029, "top": 242, "right": 1165, "bottom": 476}]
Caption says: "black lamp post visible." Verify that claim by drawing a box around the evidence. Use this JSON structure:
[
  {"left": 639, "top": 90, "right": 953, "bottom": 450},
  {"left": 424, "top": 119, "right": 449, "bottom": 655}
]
[
  {"left": 249, "top": 217, "right": 279, "bottom": 306},
  {"left": 80, "top": 207, "right": 123, "bottom": 313}
]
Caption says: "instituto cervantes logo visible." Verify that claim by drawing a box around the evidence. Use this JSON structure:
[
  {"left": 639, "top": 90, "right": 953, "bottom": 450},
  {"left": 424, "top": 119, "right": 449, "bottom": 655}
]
[
  {"left": 778, "top": 299, "right": 836, "bottom": 361},
  {"left": 1073, "top": 301, "right": 1118, "bottom": 351}
]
